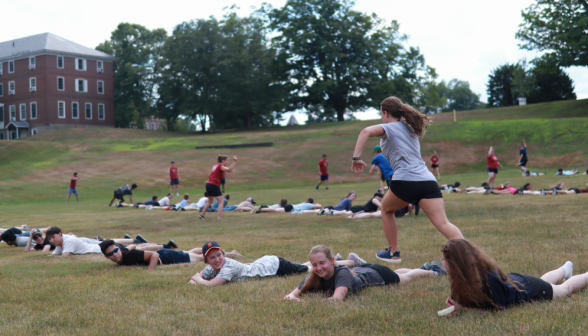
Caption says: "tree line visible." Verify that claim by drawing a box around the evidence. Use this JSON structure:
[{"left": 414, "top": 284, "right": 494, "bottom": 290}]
[{"left": 96, "top": 0, "right": 481, "bottom": 131}]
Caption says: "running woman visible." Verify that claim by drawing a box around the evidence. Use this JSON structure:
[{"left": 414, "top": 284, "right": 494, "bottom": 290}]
[
  {"left": 199, "top": 155, "right": 237, "bottom": 220},
  {"left": 350, "top": 96, "right": 464, "bottom": 263},
  {"left": 169, "top": 161, "right": 180, "bottom": 196},
  {"left": 486, "top": 147, "right": 502, "bottom": 188},
  {"left": 517, "top": 139, "right": 528, "bottom": 173},
  {"left": 66, "top": 172, "right": 80, "bottom": 203},
  {"left": 370, "top": 145, "right": 394, "bottom": 191},
  {"left": 429, "top": 151, "right": 441, "bottom": 180},
  {"left": 316, "top": 155, "right": 329, "bottom": 190},
  {"left": 442, "top": 239, "right": 587, "bottom": 313}
]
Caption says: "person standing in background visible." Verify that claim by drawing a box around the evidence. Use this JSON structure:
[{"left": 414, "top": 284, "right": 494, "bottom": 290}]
[
  {"left": 487, "top": 147, "right": 502, "bottom": 189},
  {"left": 429, "top": 151, "right": 441, "bottom": 180},
  {"left": 517, "top": 140, "right": 528, "bottom": 174},
  {"left": 316, "top": 155, "right": 329, "bottom": 190},
  {"left": 66, "top": 172, "right": 80, "bottom": 203},
  {"left": 169, "top": 161, "right": 180, "bottom": 196}
]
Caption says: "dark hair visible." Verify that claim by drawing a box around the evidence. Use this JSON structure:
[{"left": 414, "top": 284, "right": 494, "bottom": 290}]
[
  {"left": 525, "top": 171, "right": 530, "bottom": 176},
  {"left": 218, "top": 155, "right": 228, "bottom": 163},
  {"left": 224, "top": 194, "right": 230, "bottom": 200},
  {"left": 1, "top": 230, "right": 16, "bottom": 243},
  {"left": 374, "top": 192, "right": 384, "bottom": 198},
  {"left": 152, "top": 195, "right": 158, "bottom": 201},
  {"left": 279, "top": 199, "right": 288, "bottom": 207},
  {"left": 99, "top": 239, "right": 116, "bottom": 254},
  {"left": 184, "top": 193, "right": 189, "bottom": 200},
  {"left": 307, "top": 197, "right": 314, "bottom": 203},
  {"left": 481, "top": 182, "right": 489, "bottom": 187},
  {"left": 46, "top": 227, "right": 62, "bottom": 238},
  {"left": 171, "top": 161, "right": 175, "bottom": 163},
  {"left": 380, "top": 96, "right": 430, "bottom": 136},
  {"left": 454, "top": 182, "right": 461, "bottom": 187},
  {"left": 167, "top": 193, "right": 172, "bottom": 196},
  {"left": 558, "top": 168, "right": 563, "bottom": 172},
  {"left": 322, "top": 154, "right": 327, "bottom": 158},
  {"left": 523, "top": 183, "right": 531, "bottom": 189},
  {"left": 74, "top": 172, "right": 78, "bottom": 176},
  {"left": 131, "top": 183, "right": 138, "bottom": 188}
]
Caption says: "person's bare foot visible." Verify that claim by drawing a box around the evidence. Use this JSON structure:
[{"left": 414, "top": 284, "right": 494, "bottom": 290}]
[{"left": 231, "top": 250, "right": 244, "bottom": 258}]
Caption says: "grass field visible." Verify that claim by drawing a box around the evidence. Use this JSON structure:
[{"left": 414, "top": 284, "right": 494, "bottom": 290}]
[{"left": 1, "top": 100, "right": 588, "bottom": 335}]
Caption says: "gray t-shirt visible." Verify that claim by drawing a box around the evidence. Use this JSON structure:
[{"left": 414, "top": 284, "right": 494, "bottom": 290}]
[
  {"left": 16, "top": 236, "right": 30, "bottom": 247},
  {"left": 297, "top": 265, "right": 385, "bottom": 294},
  {"left": 201, "top": 256, "right": 280, "bottom": 282},
  {"left": 379, "top": 121, "right": 436, "bottom": 181}
]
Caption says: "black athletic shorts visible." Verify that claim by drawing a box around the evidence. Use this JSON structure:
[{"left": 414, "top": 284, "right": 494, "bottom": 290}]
[
  {"left": 516, "top": 273, "right": 553, "bottom": 301},
  {"left": 276, "top": 257, "right": 309, "bottom": 276},
  {"left": 350, "top": 205, "right": 366, "bottom": 214},
  {"left": 380, "top": 171, "right": 386, "bottom": 181},
  {"left": 487, "top": 168, "right": 498, "bottom": 174},
  {"left": 431, "top": 164, "right": 439, "bottom": 169},
  {"left": 220, "top": 177, "right": 225, "bottom": 185},
  {"left": 114, "top": 191, "right": 124, "bottom": 200},
  {"left": 568, "top": 188, "right": 580, "bottom": 194},
  {"left": 518, "top": 160, "right": 527, "bottom": 167},
  {"left": 205, "top": 183, "right": 222, "bottom": 197},
  {"left": 389, "top": 180, "right": 443, "bottom": 204},
  {"left": 361, "top": 263, "right": 400, "bottom": 285},
  {"left": 284, "top": 204, "right": 294, "bottom": 213}
]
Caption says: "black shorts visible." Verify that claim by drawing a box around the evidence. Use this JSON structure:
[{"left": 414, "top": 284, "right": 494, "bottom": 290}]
[
  {"left": 487, "top": 168, "right": 498, "bottom": 174},
  {"left": 517, "top": 274, "right": 553, "bottom": 301},
  {"left": 431, "top": 164, "right": 439, "bottom": 168},
  {"left": 350, "top": 205, "right": 366, "bottom": 214},
  {"left": 568, "top": 188, "right": 580, "bottom": 194},
  {"left": 220, "top": 177, "right": 225, "bottom": 185},
  {"left": 114, "top": 191, "right": 124, "bottom": 200},
  {"left": 157, "top": 249, "right": 191, "bottom": 265},
  {"left": 380, "top": 171, "right": 386, "bottom": 181},
  {"left": 284, "top": 204, "right": 294, "bottom": 213},
  {"left": 205, "top": 183, "right": 222, "bottom": 197},
  {"left": 386, "top": 175, "right": 393, "bottom": 189},
  {"left": 389, "top": 180, "right": 443, "bottom": 204},
  {"left": 275, "top": 257, "right": 309, "bottom": 276},
  {"left": 362, "top": 263, "right": 400, "bottom": 285},
  {"left": 170, "top": 178, "right": 179, "bottom": 185},
  {"left": 518, "top": 160, "right": 527, "bottom": 167},
  {"left": 320, "top": 174, "right": 329, "bottom": 181}
]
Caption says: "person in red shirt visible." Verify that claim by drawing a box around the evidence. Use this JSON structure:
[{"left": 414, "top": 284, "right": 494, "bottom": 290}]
[
  {"left": 316, "top": 154, "right": 329, "bottom": 190},
  {"left": 486, "top": 147, "right": 503, "bottom": 188},
  {"left": 429, "top": 150, "right": 441, "bottom": 180},
  {"left": 169, "top": 161, "right": 180, "bottom": 196},
  {"left": 200, "top": 155, "right": 237, "bottom": 220},
  {"left": 66, "top": 172, "right": 80, "bottom": 203}
]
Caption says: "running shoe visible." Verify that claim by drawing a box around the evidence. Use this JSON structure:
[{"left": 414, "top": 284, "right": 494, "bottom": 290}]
[
  {"left": 541, "top": 190, "right": 546, "bottom": 196},
  {"left": 431, "top": 261, "right": 447, "bottom": 276},
  {"left": 483, "top": 189, "right": 491, "bottom": 195},
  {"left": 420, "top": 262, "right": 431, "bottom": 270},
  {"left": 135, "top": 234, "right": 149, "bottom": 244},
  {"left": 112, "top": 202, "right": 120, "bottom": 207},
  {"left": 317, "top": 208, "right": 325, "bottom": 216},
  {"left": 21, "top": 224, "right": 30, "bottom": 231},
  {"left": 167, "top": 240, "right": 179, "bottom": 249},
  {"left": 199, "top": 215, "right": 205, "bottom": 220},
  {"left": 328, "top": 209, "right": 334, "bottom": 216},
  {"left": 326, "top": 187, "right": 329, "bottom": 190},
  {"left": 563, "top": 261, "right": 573, "bottom": 281},
  {"left": 444, "top": 186, "right": 450, "bottom": 193},
  {"left": 334, "top": 253, "right": 343, "bottom": 261},
  {"left": 315, "top": 185, "right": 319, "bottom": 190},
  {"left": 124, "top": 234, "right": 132, "bottom": 239},
  {"left": 117, "top": 203, "right": 124, "bottom": 208},
  {"left": 348, "top": 253, "right": 367, "bottom": 267},
  {"left": 553, "top": 189, "right": 558, "bottom": 196},
  {"left": 376, "top": 248, "right": 401, "bottom": 263},
  {"left": 95, "top": 236, "right": 104, "bottom": 242},
  {"left": 175, "top": 206, "right": 183, "bottom": 212},
  {"left": 177, "top": 193, "right": 180, "bottom": 196},
  {"left": 133, "top": 204, "right": 139, "bottom": 209},
  {"left": 147, "top": 205, "right": 153, "bottom": 210}
]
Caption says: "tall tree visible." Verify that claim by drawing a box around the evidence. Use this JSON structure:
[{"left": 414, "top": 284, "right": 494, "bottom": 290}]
[
  {"left": 487, "top": 64, "right": 519, "bottom": 107},
  {"left": 443, "top": 79, "right": 481, "bottom": 112},
  {"left": 96, "top": 24, "right": 167, "bottom": 128},
  {"left": 527, "top": 54, "right": 576, "bottom": 104},
  {"left": 264, "top": 0, "right": 426, "bottom": 121},
  {"left": 517, "top": 0, "right": 588, "bottom": 67}
]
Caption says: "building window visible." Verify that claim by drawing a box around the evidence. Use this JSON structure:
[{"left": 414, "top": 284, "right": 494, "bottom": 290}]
[
  {"left": 151, "top": 123, "right": 155, "bottom": 130},
  {"left": 85, "top": 103, "right": 92, "bottom": 119},
  {"left": 76, "top": 58, "right": 86, "bottom": 71},
  {"left": 98, "top": 104, "right": 105, "bottom": 120},
  {"left": 0, "top": 83, "right": 3, "bottom": 96},
  {"left": 9, "top": 105, "right": 16, "bottom": 121},
  {"left": 76, "top": 79, "right": 88, "bottom": 92},
  {"left": 29, "top": 56, "right": 36, "bottom": 69},
  {"left": 9, "top": 81, "right": 15, "bottom": 94},
  {"left": 32, "top": 129, "right": 37, "bottom": 136},
  {"left": 20, "top": 104, "right": 26, "bottom": 120},
  {"left": 0, "top": 133, "right": 3, "bottom": 140},
  {"left": 97, "top": 60, "right": 103, "bottom": 72},
  {"left": 57, "top": 56, "right": 64, "bottom": 69},
  {"left": 72, "top": 102, "right": 79, "bottom": 119},
  {"left": 97, "top": 80, "right": 104, "bottom": 94},
  {"left": 9, "top": 60, "right": 14, "bottom": 73},
  {"left": 57, "top": 77, "right": 65, "bottom": 91},
  {"left": 30, "top": 102, "right": 37, "bottom": 119},
  {"left": 0, "top": 105, "right": 3, "bottom": 122},
  {"left": 30, "top": 77, "right": 37, "bottom": 91},
  {"left": 144, "top": 122, "right": 148, "bottom": 129},
  {"left": 58, "top": 101, "right": 65, "bottom": 118}
]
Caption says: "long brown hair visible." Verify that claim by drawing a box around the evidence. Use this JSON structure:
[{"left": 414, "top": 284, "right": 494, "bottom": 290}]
[
  {"left": 300, "top": 245, "right": 333, "bottom": 294},
  {"left": 380, "top": 96, "right": 430, "bottom": 136},
  {"left": 442, "top": 239, "right": 524, "bottom": 309}
]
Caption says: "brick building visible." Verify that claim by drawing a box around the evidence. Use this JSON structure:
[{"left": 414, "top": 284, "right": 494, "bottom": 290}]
[{"left": 0, "top": 33, "right": 115, "bottom": 140}]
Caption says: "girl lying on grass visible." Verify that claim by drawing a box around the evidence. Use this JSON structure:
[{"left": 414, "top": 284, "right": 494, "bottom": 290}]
[
  {"left": 284, "top": 245, "right": 446, "bottom": 302},
  {"left": 441, "top": 239, "right": 588, "bottom": 313},
  {"left": 189, "top": 241, "right": 361, "bottom": 286}
]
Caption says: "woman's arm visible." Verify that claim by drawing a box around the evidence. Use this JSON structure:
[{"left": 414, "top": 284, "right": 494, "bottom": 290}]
[
  {"left": 42, "top": 245, "right": 52, "bottom": 252},
  {"left": 497, "top": 161, "right": 503, "bottom": 169},
  {"left": 221, "top": 156, "right": 238, "bottom": 172},
  {"left": 352, "top": 126, "right": 385, "bottom": 173},
  {"left": 328, "top": 286, "right": 349, "bottom": 301},
  {"left": 284, "top": 288, "right": 302, "bottom": 301},
  {"left": 189, "top": 272, "right": 228, "bottom": 286},
  {"left": 25, "top": 232, "right": 34, "bottom": 252},
  {"left": 372, "top": 198, "right": 382, "bottom": 208}
]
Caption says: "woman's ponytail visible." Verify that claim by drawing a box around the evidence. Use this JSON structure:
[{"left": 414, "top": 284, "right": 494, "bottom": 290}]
[{"left": 380, "top": 97, "right": 430, "bottom": 137}]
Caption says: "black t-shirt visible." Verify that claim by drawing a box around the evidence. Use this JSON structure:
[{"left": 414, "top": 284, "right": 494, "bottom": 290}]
[
  {"left": 298, "top": 265, "right": 354, "bottom": 294},
  {"left": 120, "top": 249, "right": 149, "bottom": 266},
  {"left": 477, "top": 271, "right": 532, "bottom": 309},
  {"left": 363, "top": 198, "right": 379, "bottom": 213},
  {"left": 33, "top": 237, "right": 56, "bottom": 251}
]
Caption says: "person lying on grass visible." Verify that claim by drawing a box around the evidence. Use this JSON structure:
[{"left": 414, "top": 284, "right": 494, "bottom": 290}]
[
  {"left": 188, "top": 241, "right": 357, "bottom": 286},
  {"left": 314, "top": 193, "right": 383, "bottom": 216},
  {"left": 550, "top": 183, "right": 588, "bottom": 195},
  {"left": 524, "top": 171, "right": 546, "bottom": 177},
  {"left": 459, "top": 182, "right": 492, "bottom": 193},
  {"left": 441, "top": 239, "right": 588, "bottom": 314},
  {"left": 99, "top": 239, "right": 243, "bottom": 270},
  {"left": 1, "top": 227, "right": 32, "bottom": 247},
  {"left": 253, "top": 198, "right": 322, "bottom": 214},
  {"left": 439, "top": 182, "right": 461, "bottom": 193},
  {"left": 283, "top": 245, "right": 446, "bottom": 302},
  {"left": 250, "top": 199, "right": 288, "bottom": 214}
]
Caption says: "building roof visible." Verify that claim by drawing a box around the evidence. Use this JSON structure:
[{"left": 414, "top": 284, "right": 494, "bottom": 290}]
[
  {"left": 6, "top": 121, "right": 31, "bottom": 128},
  {"left": 0, "top": 33, "right": 114, "bottom": 62}
]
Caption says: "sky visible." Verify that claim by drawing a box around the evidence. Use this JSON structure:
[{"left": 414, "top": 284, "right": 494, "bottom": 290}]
[{"left": 3, "top": 0, "right": 587, "bottom": 124}]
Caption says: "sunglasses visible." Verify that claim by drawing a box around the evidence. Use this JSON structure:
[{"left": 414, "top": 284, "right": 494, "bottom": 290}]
[{"left": 105, "top": 247, "right": 119, "bottom": 257}]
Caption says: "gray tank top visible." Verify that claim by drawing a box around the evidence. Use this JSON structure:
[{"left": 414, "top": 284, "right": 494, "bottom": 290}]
[{"left": 379, "top": 121, "right": 436, "bottom": 182}]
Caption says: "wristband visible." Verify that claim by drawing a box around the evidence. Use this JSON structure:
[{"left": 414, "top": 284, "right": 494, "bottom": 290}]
[{"left": 352, "top": 157, "right": 361, "bottom": 161}]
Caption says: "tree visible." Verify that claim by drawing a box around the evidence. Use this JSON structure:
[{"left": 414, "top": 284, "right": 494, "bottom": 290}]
[
  {"left": 264, "top": 0, "right": 427, "bottom": 121},
  {"left": 517, "top": 0, "right": 588, "bottom": 67},
  {"left": 96, "top": 24, "right": 167, "bottom": 128},
  {"left": 527, "top": 54, "right": 576, "bottom": 104},
  {"left": 443, "top": 79, "right": 481, "bottom": 112},
  {"left": 486, "top": 64, "right": 520, "bottom": 107}
]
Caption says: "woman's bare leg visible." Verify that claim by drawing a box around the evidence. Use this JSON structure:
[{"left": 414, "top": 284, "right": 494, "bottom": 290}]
[
  {"left": 418, "top": 198, "right": 464, "bottom": 240},
  {"left": 552, "top": 272, "right": 588, "bottom": 299},
  {"left": 215, "top": 195, "right": 224, "bottom": 219},
  {"left": 187, "top": 253, "right": 204, "bottom": 263},
  {"left": 488, "top": 173, "right": 496, "bottom": 188},
  {"left": 381, "top": 191, "right": 410, "bottom": 253},
  {"left": 350, "top": 211, "right": 381, "bottom": 219},
  {"left": 541, "top": 265, "right": 565, "bottom": 284},
  {"left": 136, "top": 244, "right": 164, "bottom": 251},
  {"left": 259, "top": 208, "right": 285, "bottom": 213},
  {"left": 398, "top": 269, "right": 436, "bottom": 284},
  {"left": 200, "top": 196, "right": 215, "bottom": 217}
]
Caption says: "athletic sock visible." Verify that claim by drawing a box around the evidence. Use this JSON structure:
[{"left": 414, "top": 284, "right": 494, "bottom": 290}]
[
  {"left": 133, "top": 239, "right": 141, "bottom": 244},
  {"left": 162, "top": 243, "right": 170, "bottom": 249}
]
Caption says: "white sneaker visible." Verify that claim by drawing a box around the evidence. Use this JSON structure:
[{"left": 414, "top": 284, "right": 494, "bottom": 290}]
[
  {"left": 21, "top": 224, "right": 30, "bottom": 230},
  {"left": 176, "top": 193, "right": 180, "bottom": 196},
  {"left": 348, "top": 253, "right": 367, "bottom": 267},
  {"left": 147, "top": 205, "right": 153, "bottom": 210},
  {"left": 563, "top": 261, "right": 573, "bottom": 281},
  {"left": 112, "top": 202, "right": 120, "bottom": 207},
  {"left": 334, "top": 253, "right": 343, "bottom": 261}
]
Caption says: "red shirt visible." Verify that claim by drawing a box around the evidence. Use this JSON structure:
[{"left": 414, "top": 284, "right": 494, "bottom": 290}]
[
  {"left": 69, "top": 178, "right": 77, "bottom": 189},
  {"left": 318, "top": 159, "right": 328, "bottom": 175},
  {"left": 169, "top": 166, "right": 179, "bottom": 179},
  {"left": 207, "top": 163, "right": 225, "bottom": 186},
  {"left": 494, "top": 185, "right": 506, "bottom": 190},
  {"left": 487, "top": 154, "right": 498, "bottom": 169},
  {"left": 431, "top": 155, "right": 439, "bottom": 164}
]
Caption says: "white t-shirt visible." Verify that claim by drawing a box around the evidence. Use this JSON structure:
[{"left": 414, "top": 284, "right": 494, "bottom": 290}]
[
  {"left": 196, "top": 197, "right": 208, "bottom": 208},
  {"left": 159, "top": 197, "right": 170, "bottom": 206},
  {"left": 201, "top": 256, "right": 280, "bottom": 282},
  {"left": 52, "top": 235, "right": 102, "bottom": 255}
]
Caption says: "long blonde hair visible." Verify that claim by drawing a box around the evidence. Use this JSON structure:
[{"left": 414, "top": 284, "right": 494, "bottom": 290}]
[{"left": 300, "top": 245, "right": 334, "bottom": 294}]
